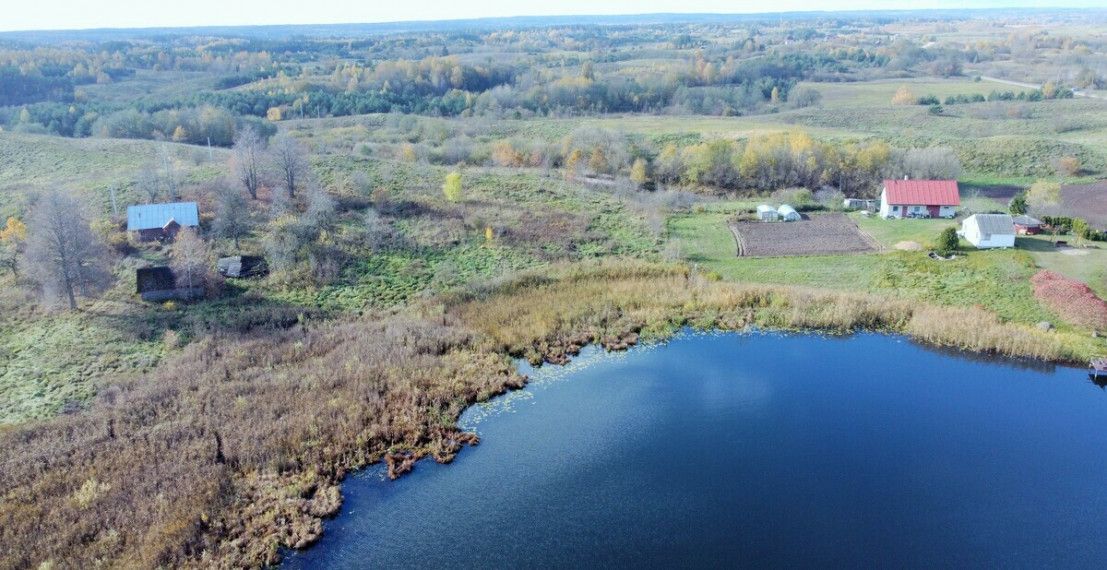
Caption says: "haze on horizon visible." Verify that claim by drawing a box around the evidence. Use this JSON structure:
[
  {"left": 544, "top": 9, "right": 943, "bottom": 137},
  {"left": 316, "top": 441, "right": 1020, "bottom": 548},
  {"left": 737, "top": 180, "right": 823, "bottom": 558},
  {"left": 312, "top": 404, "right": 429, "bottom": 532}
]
[{"left": 2, "top": 0, "right": 1103, "bottom": 33}]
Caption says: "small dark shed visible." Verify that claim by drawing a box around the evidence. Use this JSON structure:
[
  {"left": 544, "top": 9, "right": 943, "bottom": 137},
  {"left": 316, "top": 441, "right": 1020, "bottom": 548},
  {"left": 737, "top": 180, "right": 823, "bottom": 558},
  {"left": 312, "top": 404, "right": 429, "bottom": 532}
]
[
  {"left": 1013, "top": 215, "right": 1042, "bottom": 235},
  {"left": 217, "top": 256, "right": 268, "bottom": 278},
  {"left": 136, "top": 267, "right": 203, "bottom": 301},
  {"left": 136, "top": 267, "right": 176, "bottom": 301}
]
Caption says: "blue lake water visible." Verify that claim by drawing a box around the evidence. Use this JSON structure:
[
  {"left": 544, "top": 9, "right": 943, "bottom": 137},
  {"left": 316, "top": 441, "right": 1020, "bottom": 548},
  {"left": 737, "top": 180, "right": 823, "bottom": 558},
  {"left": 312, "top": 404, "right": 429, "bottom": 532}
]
[{"left": 285, "top": 332, "right": 1107, "bottom": 568}]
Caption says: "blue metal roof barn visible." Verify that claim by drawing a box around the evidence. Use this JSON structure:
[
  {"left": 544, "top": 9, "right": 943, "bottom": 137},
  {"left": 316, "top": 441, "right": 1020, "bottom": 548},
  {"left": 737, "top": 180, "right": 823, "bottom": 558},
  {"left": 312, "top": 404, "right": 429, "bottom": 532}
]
[{"left": 127, "top": 202, "right": 200, "bottom": 231}]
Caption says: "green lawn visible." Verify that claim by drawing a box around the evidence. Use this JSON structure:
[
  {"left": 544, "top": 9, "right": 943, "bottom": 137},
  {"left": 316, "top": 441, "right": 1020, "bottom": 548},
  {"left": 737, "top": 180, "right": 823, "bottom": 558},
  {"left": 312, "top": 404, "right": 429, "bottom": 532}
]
[
  {"left": 1018, "top": 234, "right": 1107, "bottom": 298},
  {"left": 854, "top": 214, "right": 959, "bottom": 249}
]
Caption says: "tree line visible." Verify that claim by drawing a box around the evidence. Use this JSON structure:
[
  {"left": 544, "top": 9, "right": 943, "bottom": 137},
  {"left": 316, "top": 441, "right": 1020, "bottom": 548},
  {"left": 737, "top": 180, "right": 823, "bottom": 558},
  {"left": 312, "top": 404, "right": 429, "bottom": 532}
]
[{"left": 455, "top": 128, "right": 959, "bottom": 197}]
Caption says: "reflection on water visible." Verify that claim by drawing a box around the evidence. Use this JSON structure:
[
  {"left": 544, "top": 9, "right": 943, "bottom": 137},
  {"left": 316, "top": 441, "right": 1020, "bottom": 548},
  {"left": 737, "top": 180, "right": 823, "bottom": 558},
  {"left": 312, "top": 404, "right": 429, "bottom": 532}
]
[
  {"left": 285, "top": 331, "right": 1107, "bottom": 569},
  {"left": 909, "top": 337, "right": 1059, "bottom": 373}
]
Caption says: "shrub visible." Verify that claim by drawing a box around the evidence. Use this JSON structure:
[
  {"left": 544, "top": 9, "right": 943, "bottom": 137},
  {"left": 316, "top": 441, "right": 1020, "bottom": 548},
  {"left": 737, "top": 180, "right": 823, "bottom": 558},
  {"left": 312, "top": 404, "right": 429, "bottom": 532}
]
[
  {"left": 935, "top": 227, "right": 959, "bottom": 254},
  {"left": 891, "top": 85, "right": 915, "bottom": 105},
  {"left": 442, "top": 172, "right": 462, "bottom": 202},
  {"left": 1056, "top": 156, "right": 1081, "bottom": 177}
]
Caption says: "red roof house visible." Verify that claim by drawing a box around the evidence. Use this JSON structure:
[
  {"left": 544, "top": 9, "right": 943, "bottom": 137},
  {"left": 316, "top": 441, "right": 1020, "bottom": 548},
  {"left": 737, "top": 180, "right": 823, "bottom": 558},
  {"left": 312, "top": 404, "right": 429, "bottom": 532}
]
[{"left": 879, "top": 180, "right": 960, "bottom": 219}]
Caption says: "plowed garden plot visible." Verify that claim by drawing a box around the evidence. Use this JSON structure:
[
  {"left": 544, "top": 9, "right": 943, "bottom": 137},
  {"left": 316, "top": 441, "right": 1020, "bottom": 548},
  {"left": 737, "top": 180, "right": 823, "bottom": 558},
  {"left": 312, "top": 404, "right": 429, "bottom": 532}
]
[
  {"left": 729, "top": 213, "right": 882, "bottom": 257},
  {"left": 1062, "top": 182, "right": 1107, "bottom": 230}
]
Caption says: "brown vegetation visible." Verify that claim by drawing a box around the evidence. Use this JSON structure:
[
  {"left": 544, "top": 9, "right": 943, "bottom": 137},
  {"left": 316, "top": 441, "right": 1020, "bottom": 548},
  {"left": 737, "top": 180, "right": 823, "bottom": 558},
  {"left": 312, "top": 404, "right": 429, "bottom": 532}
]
[
  {"left": 446, "top": 261, "right": 1075, "bottom": 364},
  {"left": 0, "top": 313, "right": 524, "bottom": 568},
  {"left": 1031, "top": 270, "right": 1107, "bottom": 331}
]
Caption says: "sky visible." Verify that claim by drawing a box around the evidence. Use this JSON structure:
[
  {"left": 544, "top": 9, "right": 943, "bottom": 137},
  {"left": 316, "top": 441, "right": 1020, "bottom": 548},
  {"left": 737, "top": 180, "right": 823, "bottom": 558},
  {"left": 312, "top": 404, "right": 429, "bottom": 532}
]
[{"left": 1, "top": 0, "right": 1102, "bottom": 32}]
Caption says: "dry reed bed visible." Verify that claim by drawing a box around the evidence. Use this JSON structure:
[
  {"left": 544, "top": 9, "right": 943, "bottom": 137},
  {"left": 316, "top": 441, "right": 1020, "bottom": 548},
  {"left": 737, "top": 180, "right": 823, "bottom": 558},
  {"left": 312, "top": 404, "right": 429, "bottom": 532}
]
[
  {"left": 0, "top": 317, "right": 524, "bottom": 568},
  {"left": 448, "top": 260, "right": 1080, "bottom": 363},
  {"left": 0, "top": 260, "right": 1088, "bottom": 569}
]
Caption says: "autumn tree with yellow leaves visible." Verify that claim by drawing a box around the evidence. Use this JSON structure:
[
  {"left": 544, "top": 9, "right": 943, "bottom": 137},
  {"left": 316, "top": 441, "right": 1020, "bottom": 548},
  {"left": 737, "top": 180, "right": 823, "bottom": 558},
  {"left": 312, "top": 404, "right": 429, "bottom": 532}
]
[
  {"left": 442, "top": 172, "right": 463, "bottom": 202},
  {"left": 0, "top": 217, "right": 27, "bottom": 277},
  {"left": 891, "top": 85, "right": 916, "bottom": 105}
]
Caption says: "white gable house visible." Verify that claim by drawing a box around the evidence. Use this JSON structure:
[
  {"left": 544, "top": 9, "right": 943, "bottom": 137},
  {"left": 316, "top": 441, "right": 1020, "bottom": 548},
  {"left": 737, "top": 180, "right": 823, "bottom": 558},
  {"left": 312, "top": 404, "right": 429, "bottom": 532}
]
[{"left": 961, "top": 214, "right": 1015, "bottom": 249}]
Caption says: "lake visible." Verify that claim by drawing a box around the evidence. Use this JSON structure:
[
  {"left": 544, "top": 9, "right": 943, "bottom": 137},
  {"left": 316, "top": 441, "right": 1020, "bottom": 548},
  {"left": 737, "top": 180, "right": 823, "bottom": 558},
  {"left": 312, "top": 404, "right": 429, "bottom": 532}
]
[{"left": 285, "top": 332, "right": 1107, "bottom": 568}]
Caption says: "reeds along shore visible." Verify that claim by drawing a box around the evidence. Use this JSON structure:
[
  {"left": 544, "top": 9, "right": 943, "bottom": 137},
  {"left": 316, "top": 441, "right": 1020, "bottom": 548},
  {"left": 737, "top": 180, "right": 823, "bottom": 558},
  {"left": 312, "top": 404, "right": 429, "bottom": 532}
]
[
  {"left": 0, "top": 260, "right": 1087, "bottom": 569},
  {"left": 448, "top": 260, "right": 1080, "bottom": 364}
]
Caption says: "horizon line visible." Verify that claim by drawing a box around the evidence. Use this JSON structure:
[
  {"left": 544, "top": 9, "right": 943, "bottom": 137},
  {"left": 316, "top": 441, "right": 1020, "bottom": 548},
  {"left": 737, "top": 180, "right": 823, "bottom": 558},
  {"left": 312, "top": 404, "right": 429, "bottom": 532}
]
[{"left": 1, "top": 6, "right": 1105, "bottom": 35}]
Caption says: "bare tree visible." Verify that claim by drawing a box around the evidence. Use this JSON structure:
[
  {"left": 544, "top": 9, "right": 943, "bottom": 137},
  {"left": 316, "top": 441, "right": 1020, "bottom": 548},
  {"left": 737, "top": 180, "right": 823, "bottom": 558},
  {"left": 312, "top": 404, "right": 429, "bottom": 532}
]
[
  {"left": 231, "top": 125, "right": 265, "bottom": 200},
  {"left": 135, "top": 165, "right": 163, "bottom": 203},
  {"left": 269, "top": 132, "right": 308, "bottom": 199},
  {"left": 304, "top": 184, "right": 337, "bottom": 232},
  {"left": 213, "top": 181, "right": 251, "bottom": 250},
  {"left": 170, "top": 227, "right": 209, "bottom": 297},
  {"left": 24, "top": 191, "right": 113, "bottom": 310},
  {"left": 901, "top": 147, "right": 961, "bottom": 180}
]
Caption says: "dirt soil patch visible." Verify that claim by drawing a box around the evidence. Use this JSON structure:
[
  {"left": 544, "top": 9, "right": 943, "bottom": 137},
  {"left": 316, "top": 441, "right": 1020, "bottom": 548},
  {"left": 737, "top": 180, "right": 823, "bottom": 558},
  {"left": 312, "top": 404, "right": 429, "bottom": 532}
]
[
  {"left": 895, "top": 240, "right": 924, "bottom": 251},
  {"left": 1062, "top": 181, "right": 1107, "bottom": 230},
  {"left": 730, "top": 213, "right": 882, "bottom": 257}
]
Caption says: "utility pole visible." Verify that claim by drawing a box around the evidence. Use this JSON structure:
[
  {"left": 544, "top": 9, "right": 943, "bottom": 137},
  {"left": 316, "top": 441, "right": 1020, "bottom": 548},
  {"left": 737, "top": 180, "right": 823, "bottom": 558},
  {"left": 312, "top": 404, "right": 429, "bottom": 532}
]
[
  {"left": 109, "top": 184, "right": 118, "bottom": 216},
  {"left": 207, "top": 136, "right": 214, "bottom": 162},
  {"left": 162, "top": 145, "right": 176, "bottom": 201}
]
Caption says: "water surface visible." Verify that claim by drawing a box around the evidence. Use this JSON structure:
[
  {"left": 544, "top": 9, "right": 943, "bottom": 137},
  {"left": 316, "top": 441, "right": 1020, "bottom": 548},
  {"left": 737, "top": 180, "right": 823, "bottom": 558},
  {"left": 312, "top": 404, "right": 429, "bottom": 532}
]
[{"left": 286, "top": 332, "right": 1107, "bottom": 568}]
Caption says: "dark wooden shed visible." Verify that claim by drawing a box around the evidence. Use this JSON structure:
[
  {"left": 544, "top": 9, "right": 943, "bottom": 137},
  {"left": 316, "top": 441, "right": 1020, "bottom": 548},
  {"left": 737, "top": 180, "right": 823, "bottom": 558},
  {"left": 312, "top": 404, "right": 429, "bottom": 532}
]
[
  {"left": 136, "top": 267, "right": 203, "bottom": 301},
  {"left": 136, "top": 267, "right": 176, "bottom": 301}
]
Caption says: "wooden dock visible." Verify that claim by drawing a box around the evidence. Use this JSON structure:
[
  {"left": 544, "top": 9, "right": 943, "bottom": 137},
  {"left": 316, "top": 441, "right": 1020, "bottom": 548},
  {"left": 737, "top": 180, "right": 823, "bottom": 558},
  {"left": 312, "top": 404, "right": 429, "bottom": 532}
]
[{"left": 1090, "top": 358, "right": 1107, "bottom": 380}]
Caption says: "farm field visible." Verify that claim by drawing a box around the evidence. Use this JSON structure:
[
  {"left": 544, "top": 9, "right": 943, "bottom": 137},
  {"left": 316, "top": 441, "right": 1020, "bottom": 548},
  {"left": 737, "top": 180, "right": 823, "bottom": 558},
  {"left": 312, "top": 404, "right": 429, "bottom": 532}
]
[
  {"left": 730, "top": 213, "right": 881, "bottom": 257},
  {"left": 1061, "top": 181, "right": 1107, "bottom": 229},
  {"left": 671, "top": 211, "right": 889, "bottom": 291}
]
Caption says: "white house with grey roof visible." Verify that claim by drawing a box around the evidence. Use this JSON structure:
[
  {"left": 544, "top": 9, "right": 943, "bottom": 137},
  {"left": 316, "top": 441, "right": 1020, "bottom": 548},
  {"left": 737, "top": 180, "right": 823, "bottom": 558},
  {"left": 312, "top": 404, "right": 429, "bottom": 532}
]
[
  {"left": 960, "top": 214, "right": 1015, "bottom": 249},
  {"left": 127, "top": 202, "right": 199, "bottom": 241}
]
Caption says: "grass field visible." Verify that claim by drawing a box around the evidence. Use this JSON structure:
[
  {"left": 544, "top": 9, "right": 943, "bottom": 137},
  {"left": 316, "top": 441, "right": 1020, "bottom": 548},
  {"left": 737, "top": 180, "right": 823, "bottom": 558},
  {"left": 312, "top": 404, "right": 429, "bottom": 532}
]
[
  {"left": 1, "top": 80, "right": 1104, "bottom": 424},
  {"left": 1018, "top": 235, "right": 1107, "bottom": 298},
  {"left": 0, "top": 132, "right": 227, "bottom": 219},
  {"left": 854, "top": 214, "right": 959, "bottom": 248},
  {"left": 798, "top": 78, "right": 1033, "bottom": 109}
]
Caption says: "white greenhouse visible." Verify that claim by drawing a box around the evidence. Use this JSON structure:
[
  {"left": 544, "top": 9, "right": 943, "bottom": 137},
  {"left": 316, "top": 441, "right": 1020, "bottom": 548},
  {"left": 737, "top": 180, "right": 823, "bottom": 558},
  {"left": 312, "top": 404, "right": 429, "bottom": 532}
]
[
  {"left": 757, "top": 205, "right": 779, "bottom": 221},
  {"left": 777, "top": 204, "right": 801, "bottom": 222}
]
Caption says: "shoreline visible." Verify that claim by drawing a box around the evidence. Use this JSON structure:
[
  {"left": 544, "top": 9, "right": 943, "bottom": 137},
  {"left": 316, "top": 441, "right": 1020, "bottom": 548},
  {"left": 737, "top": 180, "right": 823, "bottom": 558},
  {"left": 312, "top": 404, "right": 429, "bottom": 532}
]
[
  {"left": 285, "top": 326, "right": 1085, "bottom": 565},
  {"left": 1, "top": 261, "right": 1098, "bottom": 568}
]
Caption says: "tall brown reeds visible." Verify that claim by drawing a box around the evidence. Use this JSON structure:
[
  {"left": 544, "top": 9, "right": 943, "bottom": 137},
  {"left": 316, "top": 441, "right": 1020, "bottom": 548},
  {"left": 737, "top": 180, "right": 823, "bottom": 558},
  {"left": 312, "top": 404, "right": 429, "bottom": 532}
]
[{"left": 0, "top": 316, "right": 524, "bottom": 568}]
